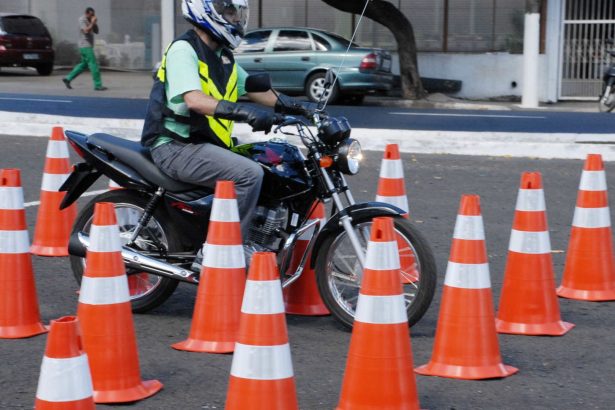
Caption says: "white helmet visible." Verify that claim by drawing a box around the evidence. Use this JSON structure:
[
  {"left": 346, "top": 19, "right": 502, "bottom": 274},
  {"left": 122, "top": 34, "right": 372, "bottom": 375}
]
[{"left": 182, "top": 0, "right": 249, "bottom": 49}]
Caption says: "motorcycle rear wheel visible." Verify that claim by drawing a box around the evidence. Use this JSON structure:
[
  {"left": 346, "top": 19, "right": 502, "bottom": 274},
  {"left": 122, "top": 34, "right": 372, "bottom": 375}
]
[
  {"left": 315, "top": 215, "right": 437, "bottom": 329},
  {"left": 599, "top": 86, "right": 615, "bottom": 112},
  {"left": 69, "top": 189, "right": 181, "bottom": 313}
]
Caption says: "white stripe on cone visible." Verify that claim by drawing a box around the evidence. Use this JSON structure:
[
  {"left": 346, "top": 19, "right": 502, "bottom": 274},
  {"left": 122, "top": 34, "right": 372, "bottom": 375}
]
[
  {"left": 41, "top": 173, "right": 69, "bottom": 192},
  {"left": 46, "top": 140, "right": 70, "bottom": 159},
  {"left": 515, "top": 189, "right": 546, "bottom": 212},
  {"left": 508, "top": 230, "right": 551, "bottom": 254},
  {"left": 210, "top": 198, "right": 240, "bottom": 222},
  {"left": 78, "top": 276, "right": 130, "bottom": 305},
  {"left": 379, "top": 159, "right": 404, "bottom": 179},
  {"left": 375, "top": 195, "right": 409, "bottom": 213},
  {"left": 230, "top": 343, "right": 294, "bottom": 380},
  {"left": 241, "top": 280, "right": 285, "bottom": 314},
  {"left": 88, "top": 225, "right": 122, "bottom": 253},
  {"left": 453, "top": 215, "right": 485, "bottom": 240},
  {"left": 36, "top": 355, "right": 93, "bottom": 402},
  {"left": 0, "top": 230, "right": 30, "bottom": 254},
  {"left": 202, "top": 243, "right": 245, "bottom": 269},
  {"left": 355, "top": 294, "right": 407, "bottom": 324},
  {"left": 365, "top": 241, "right": 400, "bottom": 271},
  {"left": 444, "top": 262, "right": 491, "bottom": 289},
  {"left": 0, "top": 187, "right": 25, "bottom": 210},
  {"left": 579, "top": 170, "right": 607, "bottom": 191},
  {"left": 572, "top": 207, "right": 611, "bottom": 228}
]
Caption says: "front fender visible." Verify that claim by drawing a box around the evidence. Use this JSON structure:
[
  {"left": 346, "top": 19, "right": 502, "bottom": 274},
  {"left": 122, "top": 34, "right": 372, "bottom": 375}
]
[{"left": 309, "top": 201, "right": 405, "bottom": 268}]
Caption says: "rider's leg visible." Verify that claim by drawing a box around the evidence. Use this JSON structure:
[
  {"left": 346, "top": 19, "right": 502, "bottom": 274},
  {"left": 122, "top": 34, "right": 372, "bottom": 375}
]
[{"left": 150, "top": 140, "right": 263, "bottom": 238}]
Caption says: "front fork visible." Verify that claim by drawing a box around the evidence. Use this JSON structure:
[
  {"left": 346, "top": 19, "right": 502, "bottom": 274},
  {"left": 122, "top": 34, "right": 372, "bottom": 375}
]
[{"left": 320, "top": 168, "right": 366, "bottom": 268}]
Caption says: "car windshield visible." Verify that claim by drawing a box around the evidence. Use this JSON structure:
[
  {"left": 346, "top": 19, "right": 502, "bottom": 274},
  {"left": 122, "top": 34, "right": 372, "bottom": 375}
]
[
  {"left": 1, "top": 16, "right": 48, "bottom": 36},
  {"left": 322, "top": 31, "right": 359, "bottom": 49}
]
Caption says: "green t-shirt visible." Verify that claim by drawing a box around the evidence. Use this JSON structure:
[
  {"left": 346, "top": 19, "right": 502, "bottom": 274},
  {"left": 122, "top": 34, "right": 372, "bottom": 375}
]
[{"left": 152, "top": 40, "right": 248, "bottom": 148}]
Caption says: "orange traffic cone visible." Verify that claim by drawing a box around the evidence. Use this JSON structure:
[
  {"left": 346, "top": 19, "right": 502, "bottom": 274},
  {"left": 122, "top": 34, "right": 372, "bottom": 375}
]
[
  {"left": 225, "top": 252, "right": 299, "bottom": 410},
  {"left": 376, "top": 144, "right": 409, "bottom": 216},
  {"left": 173, "top": 180, "right": 247, "bottom": 353},
  {"left": 283, "top": 201, "right": 330, "bottom": 315},
  {"left": 77, "top": 202, "right": 162, "bottom": 403},
  {"left": 557, "top": 154, "right": 615, "bottom": 300},
  {"left": 376, "top": 144, "right": 417, "bottom": 284},
  {"left": 415, "top": 194, "right": 518, "bottom": 380},
  {"left": 34, "top": 316, "right": 95, "bottom": 409},
  {"left": 496, "top": 172, "right": 574, "bottom": 336},
  {"left": 108, "top": 179, "right": 122, "bottom": 190},
  {"left": 0, "top": 168, "right": 47, "bottom": 339},
  {"left": 337, "top": 217, "right": 421, "bottom": 410},
  {"left": 31, "top": 127, "right": 77, "bottom": 256}
]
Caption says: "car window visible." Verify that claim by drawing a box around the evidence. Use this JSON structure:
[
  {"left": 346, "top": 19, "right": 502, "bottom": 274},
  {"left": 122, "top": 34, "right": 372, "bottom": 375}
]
[
  {"left": 312, "top": 33, "right": 331, "bottom": 51},
  {"left": 236, "top": 30, "right": 271, "bottom": 53},
  {"left": 323, "top": 31, "right": 359, "bottom": 49},
  {"left": 273, "top": 30, "right": 312, "bottom": 52},
  {"left": 1, "top": 16, "right": 48, "bottom": 36}
]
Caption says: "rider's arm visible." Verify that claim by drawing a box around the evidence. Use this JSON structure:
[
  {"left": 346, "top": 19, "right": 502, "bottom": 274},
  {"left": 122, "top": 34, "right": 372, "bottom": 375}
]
[{"left": 183, "top": 91, "right": 220, "bottom": 116}]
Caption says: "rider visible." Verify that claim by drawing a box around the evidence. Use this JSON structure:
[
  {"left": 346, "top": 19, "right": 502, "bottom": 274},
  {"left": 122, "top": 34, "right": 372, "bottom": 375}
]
[{"left": 141, "top": 0, "right": 315, "bottom": 266}]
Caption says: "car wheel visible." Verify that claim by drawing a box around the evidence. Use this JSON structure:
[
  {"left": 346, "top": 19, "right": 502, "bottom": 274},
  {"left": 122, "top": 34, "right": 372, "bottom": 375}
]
[
  {"left": 306, "top": 72, "right": 339, "bottom": 104},
  {"left": 36, "top": 63, "right": 53, "bottom": 76}
]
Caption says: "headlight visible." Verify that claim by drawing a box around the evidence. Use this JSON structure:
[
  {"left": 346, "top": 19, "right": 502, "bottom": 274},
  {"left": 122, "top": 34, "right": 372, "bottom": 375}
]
[{"left": 336, "top": 138, "right": 362, "bottom": 175}]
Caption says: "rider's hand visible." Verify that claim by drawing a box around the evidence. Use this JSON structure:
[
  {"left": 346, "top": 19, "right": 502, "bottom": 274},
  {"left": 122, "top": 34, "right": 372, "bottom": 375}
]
[
  {"left": 275, "top": 94, "right": 318, "bottom": 118},
  {"left": 214, "top": 100, "right": 278, "bottom": 134}
]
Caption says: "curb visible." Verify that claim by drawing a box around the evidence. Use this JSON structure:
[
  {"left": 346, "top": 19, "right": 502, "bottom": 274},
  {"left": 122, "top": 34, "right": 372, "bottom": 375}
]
[{"left": 2, "top": 110, "right": 614, "bottom": 161}]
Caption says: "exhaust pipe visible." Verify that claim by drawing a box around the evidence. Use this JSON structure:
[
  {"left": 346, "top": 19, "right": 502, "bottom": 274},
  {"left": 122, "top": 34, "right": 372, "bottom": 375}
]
[{"left": 69, "top": 232, "right": 198, "bottom": 284}]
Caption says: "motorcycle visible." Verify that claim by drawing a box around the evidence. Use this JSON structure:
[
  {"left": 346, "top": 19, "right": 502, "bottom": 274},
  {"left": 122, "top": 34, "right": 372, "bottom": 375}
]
[
  {"left": 599, "top": 38, "right": 615, "bottom": 113},
  {"left": 60, "top": 73, "right": 437, "bottom": 329}
]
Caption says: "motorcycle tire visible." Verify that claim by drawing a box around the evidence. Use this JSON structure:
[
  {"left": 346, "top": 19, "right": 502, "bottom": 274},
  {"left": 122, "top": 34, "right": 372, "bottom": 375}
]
[
  {"left": 69, "top": 189, "right": 181, "bottom": 313},
  {"left": 315, "top": 214, "right": 437, "bottom": 329},
  {"left": 599, "top": 83, "right": 615, "bottom": 113}
]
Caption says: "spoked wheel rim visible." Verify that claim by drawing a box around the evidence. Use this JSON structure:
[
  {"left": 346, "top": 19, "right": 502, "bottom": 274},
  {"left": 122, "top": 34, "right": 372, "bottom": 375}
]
[
  {"left": 80, "top": 203, "right": 166, "bottom": 300},
  {"left": 309, "top": 77, "right": 331, "bottom": 102},
  {"left": 324, "top": 221, "right": 421, "bottom": 318}
]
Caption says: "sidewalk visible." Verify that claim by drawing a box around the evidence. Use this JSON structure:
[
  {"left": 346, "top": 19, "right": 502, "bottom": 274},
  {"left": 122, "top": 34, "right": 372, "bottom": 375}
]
[{"left": 1, "top": 67, "right": 613, "bottom": 161}]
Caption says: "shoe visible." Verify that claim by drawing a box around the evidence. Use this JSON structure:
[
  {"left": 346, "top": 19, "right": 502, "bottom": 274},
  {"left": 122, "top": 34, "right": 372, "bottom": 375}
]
[
  {"left": 94, "top": 86, "right": 108, "bottom": 91},
  {"left": 62, "top": 78, "right": 72, "bottom": 89},
  {"left": 191, "top": 248, "right": 203, "bottom": 272}
]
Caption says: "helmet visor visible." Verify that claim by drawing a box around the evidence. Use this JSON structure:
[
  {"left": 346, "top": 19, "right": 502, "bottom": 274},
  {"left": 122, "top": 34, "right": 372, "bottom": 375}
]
[{"left": 213, "top": 0, "right": 249, "bottom": 34}]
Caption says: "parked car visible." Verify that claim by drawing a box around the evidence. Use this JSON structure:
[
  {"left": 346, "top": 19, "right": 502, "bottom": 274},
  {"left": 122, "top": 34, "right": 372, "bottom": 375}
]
[
  {"left": 234, "top": 27, "right": 394, "bottom": 104},
  {"left": 0, "top": 13, "right": 54, "bottom": 76}
]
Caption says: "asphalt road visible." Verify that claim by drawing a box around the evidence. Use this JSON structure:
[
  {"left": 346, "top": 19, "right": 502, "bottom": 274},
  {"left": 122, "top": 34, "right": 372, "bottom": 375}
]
[
  {"left": 1, "top": 135, "right": 615, "bottom": 409},
  {"left": 2, "top": 92, "right": 615, "bottom": 134}
]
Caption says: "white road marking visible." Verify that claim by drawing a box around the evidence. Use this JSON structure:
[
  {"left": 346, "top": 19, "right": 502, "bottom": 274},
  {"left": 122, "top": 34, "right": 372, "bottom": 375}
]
[
  {"left": 389, "top": 112, "right": 546, "bottom": 119},
  {"left": 24, "top": 189, "right": 107, "bottom": 208},
  {"left": 0, "top": 97, "right": 73, "bottom": 103}
]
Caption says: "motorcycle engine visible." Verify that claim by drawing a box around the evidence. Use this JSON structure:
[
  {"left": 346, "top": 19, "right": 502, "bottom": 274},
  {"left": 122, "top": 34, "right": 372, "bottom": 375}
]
[{"left": 246, "top": 205, "right": 288, "bottom": 251}]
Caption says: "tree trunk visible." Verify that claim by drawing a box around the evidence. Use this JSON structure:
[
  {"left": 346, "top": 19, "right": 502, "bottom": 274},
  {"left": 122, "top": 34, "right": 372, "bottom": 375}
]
[{"left": 322, "top": 0, "right": 426, "bottom": 99}]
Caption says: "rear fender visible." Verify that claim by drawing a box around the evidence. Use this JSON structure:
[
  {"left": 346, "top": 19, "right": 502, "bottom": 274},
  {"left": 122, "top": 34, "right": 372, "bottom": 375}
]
[{"left": 309, "top": 201, "right": 405, "bottom": 268}]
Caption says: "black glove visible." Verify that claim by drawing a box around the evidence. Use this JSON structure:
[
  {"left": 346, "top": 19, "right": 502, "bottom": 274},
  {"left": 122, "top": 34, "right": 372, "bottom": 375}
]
[
  {"left": 214, "top": 100, "right": 278, "bottom": 133},
  {"left": 274, "top": 94, "right": 318, "bottom": 117}
]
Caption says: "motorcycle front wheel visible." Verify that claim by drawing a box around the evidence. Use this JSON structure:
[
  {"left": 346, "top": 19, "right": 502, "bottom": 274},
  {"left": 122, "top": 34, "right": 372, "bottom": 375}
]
[
  {"left": 69, "top": 189, "right": 181, "bottom": 313},
  {"left": 599, "top": 86, "right": 615, "bottom": 112},
  {"left": 315, "top": 215, "right": 437, "bottom": 329}
]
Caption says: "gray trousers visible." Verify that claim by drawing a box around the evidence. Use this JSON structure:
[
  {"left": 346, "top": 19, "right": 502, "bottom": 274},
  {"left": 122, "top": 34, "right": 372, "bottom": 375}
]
[{"left": 150, "top": 140, "right": 263, "bottom": 238}]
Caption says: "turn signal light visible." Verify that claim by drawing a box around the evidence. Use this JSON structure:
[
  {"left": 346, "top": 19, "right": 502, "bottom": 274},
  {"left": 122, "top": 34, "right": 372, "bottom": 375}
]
[
  {"left": 359, "top": 53, "right": 378, "bottom": 71},
  {"left": 319, "top": 156, "right": 333, "bottom": 168}
]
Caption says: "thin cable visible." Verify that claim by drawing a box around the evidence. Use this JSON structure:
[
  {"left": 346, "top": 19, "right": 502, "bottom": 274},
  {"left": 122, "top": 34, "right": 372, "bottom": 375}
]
[{"left": 320, "top": 0, "right": 372, "bottom": 111}]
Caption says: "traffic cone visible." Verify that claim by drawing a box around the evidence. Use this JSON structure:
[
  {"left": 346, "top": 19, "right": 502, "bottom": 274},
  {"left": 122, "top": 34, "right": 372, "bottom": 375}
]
[
  {"left": 34, "top": 316, "right": 95, "bottom": 409},
  {"left": 172, "top": 180, "right": 247, "bottom": 353},
  {"left": 375, "top": 144, "right": 417, "bottom": 284},
  {"left": 77, "top": 202, "right": 162, "bottom": 403},
  {"left": 415, "top": 195, "right": 518, "bottom": 380},
  {"left": 225, "top": 252, "right": 299, "bottom": 410},
  {"left": 283, "top": 201, "right": 330, "bottom": 315},
  {"left": 496, "top": 172, "right": 574, "bottom": 336},
  {"left": 108, "top": 179, "right": 122, "bottom": 190},
  {"left": 31, "top": 126, "right": 77, "bottom": 256},
  {"left": 557, "top": 154, "right": 615, "bottom": 300},
  {"left": 0, "top": 168, "right": 47, "bottom": 339},
  {"left": 337, "top": 217, "right": 421, "bottom": 410}
]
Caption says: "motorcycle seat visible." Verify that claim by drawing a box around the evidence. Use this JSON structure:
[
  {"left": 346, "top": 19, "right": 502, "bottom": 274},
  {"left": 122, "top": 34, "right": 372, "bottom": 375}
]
[{"left": 87, "top": 133, "right": 199, "bottom": 193}]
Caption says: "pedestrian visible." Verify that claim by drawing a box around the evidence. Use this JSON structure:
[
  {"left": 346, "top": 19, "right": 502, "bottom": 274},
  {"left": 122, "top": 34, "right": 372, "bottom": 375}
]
[{"left": 62, "top": 7, "right": 107, "bottom": 91}]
